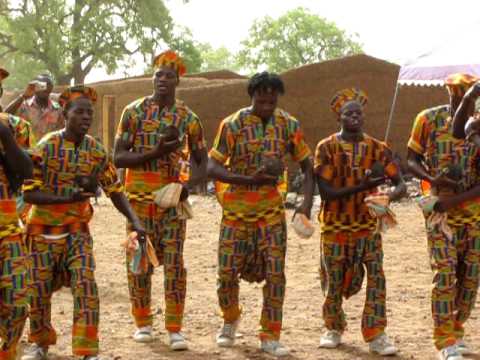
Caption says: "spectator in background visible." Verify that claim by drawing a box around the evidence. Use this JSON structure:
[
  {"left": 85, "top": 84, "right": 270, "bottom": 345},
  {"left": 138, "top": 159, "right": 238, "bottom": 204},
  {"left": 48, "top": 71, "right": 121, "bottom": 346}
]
[{"left": 5, "top": 74, "right": 64, "bottom": 141}]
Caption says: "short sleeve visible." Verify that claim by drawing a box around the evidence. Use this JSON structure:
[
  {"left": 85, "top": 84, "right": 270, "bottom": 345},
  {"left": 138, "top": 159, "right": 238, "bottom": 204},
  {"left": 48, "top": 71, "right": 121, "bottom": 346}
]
[
  {"left": 287, "top": 117, "right": 311, "bottom": 162},
  {"left": 22, "top": 145, "right": 44, "bottom": 193},
  {"left": 407, "top": 111, "right": 429, "bottom": 155},
  {"left": 186, "top": 112, "right": 206, "bottom": 152},
  {"left": 209, "top": 119, "right": 234, "bottom": 165},
  {"left": 314, "top": 141, "right": 334, "bottom": 181},
  {"left": 115, "top": 106, "right": 138, "bottom": 149}
]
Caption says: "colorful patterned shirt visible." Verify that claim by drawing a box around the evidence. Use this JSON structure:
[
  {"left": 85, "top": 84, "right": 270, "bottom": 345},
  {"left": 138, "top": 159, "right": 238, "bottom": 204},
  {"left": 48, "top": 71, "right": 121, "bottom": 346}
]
[
  {"left": 209, "top": 107, "right": 311, "bottom": 220},
  {"left": 314, "top": 133, "right": 399, "bottom": 233},
  {"left": 18, "top": 97, "right": 64, "bottom": 140},
  {"left": 116, "top": 97, "right": 206, "bottom": 199},
  {"left": 23, "top": 130, "right": 122, "bottom": 229},
  {"left": 0, "top": 113, "right": 33, "bottom": 236},
  {"left": 408, "top": 105, "right": 480, "bottom": 222}
]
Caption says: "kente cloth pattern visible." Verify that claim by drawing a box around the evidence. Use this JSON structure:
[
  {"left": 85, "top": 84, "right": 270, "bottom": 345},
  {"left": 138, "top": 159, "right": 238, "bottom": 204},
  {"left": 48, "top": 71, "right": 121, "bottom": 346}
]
[
  {"left": 58, "top": 86, "right": 97, "bottom": 109},
  {"left": 314, "top": 133, "right": 399, "bottom": 232},
  {"left": 0, "top": 113, "right": 33, "bottom": 237},
  {"left": 23, "top": 130, "right": 122, "bottom": 228},
  {"left": 18, "top": 98, "right": 64, "bottom": 140},
  {"left": 444, "top": 73, "right": 479, "bottom": 97},
  {"left": 321, "top": 230, "right": 386, "bottom": 342},
  {"left": 209, "top": 107, "right": 311, "bottom": 221},
  {"left": 217, "top": 216, "right": 287, "bottom": 341},
  {"left": 27, "top": 231, "right": 99, "bottom": 356},
  {"left": 0, "top": 234, "right": 30, "bottom": 360},
  {"left": 427, "top": 223, "right": 480, "bottom": 350},
  {"left": 408, "top": 104, "right": 480, "bottom": 222},
  {"left": 330, "top": 87, "right": 368, "bottom": 115},
  {"left": 126, "top": 201, "right": 187, "bottom": 333},
  {"left": 152, "top": 50, "right": 187, "bottom": 76},
  {"left": 116, "top": 97, "right": 205, "bottom": 195}
]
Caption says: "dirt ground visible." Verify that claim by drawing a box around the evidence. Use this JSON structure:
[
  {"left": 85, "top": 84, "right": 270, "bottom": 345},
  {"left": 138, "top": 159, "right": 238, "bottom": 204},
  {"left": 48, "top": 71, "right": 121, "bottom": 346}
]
[{"left": 17, "top": 196, "right": 480, "bottom": 360}]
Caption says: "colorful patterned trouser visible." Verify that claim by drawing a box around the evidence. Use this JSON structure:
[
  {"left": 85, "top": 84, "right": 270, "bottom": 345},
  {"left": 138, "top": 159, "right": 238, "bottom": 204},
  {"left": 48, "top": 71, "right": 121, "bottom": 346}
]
[
  {"left": 27, "top": 231, "right": 99, "bottom": 356},
  {"left": 0, "top": 234, "right": 30, "bottom": 360},
  {"left": 217, "top": 216, "right": 287, "bottom": 341},
  {"left": 127, "top": 202, "right": 187, "bottom": 333},
  {"left": 321, "top": 230, "right": 386, "bottom": 342},
  {"left": 427, "top": 223, "right": 480, "bottom": 350}
]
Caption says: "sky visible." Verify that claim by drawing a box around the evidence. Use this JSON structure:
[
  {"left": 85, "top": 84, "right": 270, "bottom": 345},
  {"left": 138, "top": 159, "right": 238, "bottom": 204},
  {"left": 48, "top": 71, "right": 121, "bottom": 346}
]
[{"left": 87, "top": 0, "right": 480, "bottom": 82}]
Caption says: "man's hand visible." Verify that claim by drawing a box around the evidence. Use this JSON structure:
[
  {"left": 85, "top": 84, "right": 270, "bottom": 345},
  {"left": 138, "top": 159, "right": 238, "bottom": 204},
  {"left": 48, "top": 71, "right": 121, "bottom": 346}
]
[
  {"left": 23, "top": 82, "right": 38, "bottom": 99},
  {"left": 151, "top": 134, "right": 181, "bottom": 158},
  {"left": 131, "top": 221, "right": 147, "bottom": 244}
]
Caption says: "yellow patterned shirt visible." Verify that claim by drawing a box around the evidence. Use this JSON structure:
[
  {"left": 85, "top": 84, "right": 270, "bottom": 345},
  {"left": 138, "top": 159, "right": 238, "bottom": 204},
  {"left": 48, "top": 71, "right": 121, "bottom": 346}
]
[
  {"left": 24, "top": 131, "right": 122, "bottom": 227},
  {"left": 116, "top": 97, "right": 206, "bottom": 198},
  {"left": 408, "top": 105, "right": 480, "bottom": 223},
  {"left": 209, "top": 107, "right": 311, "bottom": 220}
]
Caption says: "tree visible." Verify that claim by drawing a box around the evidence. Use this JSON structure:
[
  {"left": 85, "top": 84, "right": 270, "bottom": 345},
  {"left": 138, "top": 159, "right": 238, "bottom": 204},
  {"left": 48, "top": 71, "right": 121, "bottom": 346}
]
[
  {"left": 237, "top": 7, "right": 363, "bottom": 73},
  {"left": 197, "top": 43, "right": 240, "bottom": 73},
  {"left": 0, "top": 0, "right": 196, "bottom": 85}
]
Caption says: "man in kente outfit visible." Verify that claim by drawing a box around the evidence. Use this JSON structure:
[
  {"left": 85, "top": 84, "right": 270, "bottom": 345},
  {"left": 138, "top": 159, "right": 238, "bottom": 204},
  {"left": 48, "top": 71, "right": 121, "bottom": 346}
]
[
  {"left": 0, "top": 67, "right": 33, "bottom": 360},
  {"left": 408, "top": 73, "right": 480, "bottom": 360},
  {"left": 21, "top": 86, "right": 145, "bottom": 360},
  {"left": 316, "top": 88, "right": 406, "bottom": 356},
  {"left": 5, "top": 74, "right": 64, "bottom": 140},
  {"left": 113, "top": 50, "right": 207, "bottom": 350},
  {"left": 208, "top": 71, "right": 314, "bottom": 357}
]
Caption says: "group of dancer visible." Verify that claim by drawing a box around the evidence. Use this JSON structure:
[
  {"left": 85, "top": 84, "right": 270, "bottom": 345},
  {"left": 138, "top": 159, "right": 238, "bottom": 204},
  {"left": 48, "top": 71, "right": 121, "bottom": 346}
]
[{"left": 0, "top": 50, "right": 478, "bottom": 360}]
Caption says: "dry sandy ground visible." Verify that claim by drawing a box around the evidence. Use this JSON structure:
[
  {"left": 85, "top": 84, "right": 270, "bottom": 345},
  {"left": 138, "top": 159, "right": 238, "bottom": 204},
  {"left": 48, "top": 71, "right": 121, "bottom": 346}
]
[{"left": 17, "top": 196, "right": 480, "bottom": 360}]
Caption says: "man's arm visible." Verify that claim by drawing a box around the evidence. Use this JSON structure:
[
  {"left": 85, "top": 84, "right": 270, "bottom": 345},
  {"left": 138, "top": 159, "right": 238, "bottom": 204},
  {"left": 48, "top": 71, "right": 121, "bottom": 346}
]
[
  {"left": 387, "top": 172, "right": 407, "bottom": 202},
  {"left": 296, "top": 157, "right": 314, "bottom": 218},
  {"left": 4, "top": 82, "right": 36, "bottom": 115},
  {"left": 113, "top": 134, "right": 180, "bottom": 168},
  {"left": 316, "top": 174, "right": 385, "bottom": 201},
  {"left": 407, "top": 149, "right": 457, "bottom": 188},
  {"left": 207, "top": 157, "right": 275, "bottom": 186},
  {"left": 23, "top": 190, "right": 90, "bottom": 205},
  {"left": 0, "top": 122, "right": 32, "bottom": 179},
  {"left": 109, "top": 192, "right": 145, "bottom": 237},
  {"left": 188, "top": 147, "right": 208, "bottom": 187},
  {"left": 452, "top": 82, "right": 480, "bottom": 139}
]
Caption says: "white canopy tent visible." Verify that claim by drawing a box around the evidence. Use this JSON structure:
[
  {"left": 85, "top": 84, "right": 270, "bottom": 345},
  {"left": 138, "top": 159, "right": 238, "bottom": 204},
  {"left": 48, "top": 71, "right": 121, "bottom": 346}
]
[{"left": 384, "top": 33, "right": 480, "bottom": 140}]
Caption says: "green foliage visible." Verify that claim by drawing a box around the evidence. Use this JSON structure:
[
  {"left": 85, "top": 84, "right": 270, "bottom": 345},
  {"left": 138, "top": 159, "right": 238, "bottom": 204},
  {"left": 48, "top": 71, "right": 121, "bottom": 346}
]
[
  {"left": 197, "top": 43, "right": 240, "bottom": 73},
  {"left": 237, "top": 7, "right": 363, "bottom": 73},
  {"left": 0, "top": 0, "right": 197, "bottom": 85}
]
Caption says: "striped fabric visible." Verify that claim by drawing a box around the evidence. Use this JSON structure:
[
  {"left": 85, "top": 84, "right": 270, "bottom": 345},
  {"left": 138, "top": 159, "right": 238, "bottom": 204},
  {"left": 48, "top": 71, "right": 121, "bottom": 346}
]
[
  {"left": 209, "top": 107, "right": 311, "bottom": 220},
  {"left": 116, "top": 97, "right": 205, "bottom": 195},
  {"left": 0, "top": 234, "right": 30, "bottom": 360},
  {"left": 23, "top": 130, "right": 122, "bottom": 228},
  {"left": 126, "top": 204, "right": 187, "bottom": 332},
  {"left": 217, "top": 217, "right": 287, "bottom": 340},
  {"left": 27, "top": 231, "right": 100, "bottom": 356},
  {"left": 408, "top": 105, "right": 480, "bottom": 221},
  {"left": 314, "top": 133, "right": 399, "bottom": 232},
  {"left": 0, "top": 113, "right": 33, "bottom": 236},
  {"left": 427, "top": 223, "right": 480, "bottom": 350},
  {"left": 321, "top": 231, "right": 387, "bottom": 342}
]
